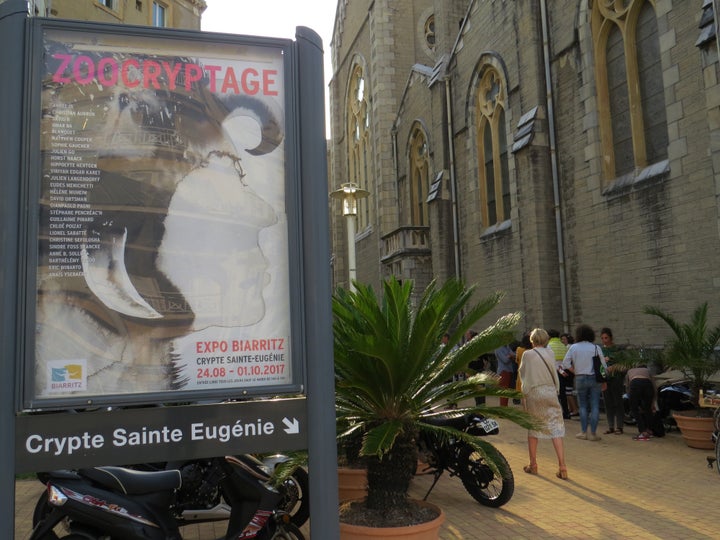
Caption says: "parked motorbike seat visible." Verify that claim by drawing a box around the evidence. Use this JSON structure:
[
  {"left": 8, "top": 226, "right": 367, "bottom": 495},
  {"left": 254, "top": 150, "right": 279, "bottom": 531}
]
[
  {"left": 79, "top": 466, "right": 182, "bottom": 495},
  {"left": 423, "top": 415, "right": 469, "bottom": 430},
  {"left": 38, "top": 469, "right": 81, "bottom": 483}
]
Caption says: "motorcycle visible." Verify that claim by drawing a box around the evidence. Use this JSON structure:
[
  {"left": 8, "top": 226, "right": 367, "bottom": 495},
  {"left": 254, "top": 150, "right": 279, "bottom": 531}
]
[
  {"left": 417, "top": 413, "right": 514, "bottom": 508},
  {"left": 622, "top": 378, "right": 695, "bottom": 432},
  {"left": 657, "top": 379, "right": 694, "bottom": 422},
  {"left": 30, "top": 455, "right": 305, "bottom": 540}
]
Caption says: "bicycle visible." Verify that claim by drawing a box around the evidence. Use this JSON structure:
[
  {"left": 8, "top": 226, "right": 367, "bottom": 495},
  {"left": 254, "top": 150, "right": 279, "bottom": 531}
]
[
  {"left": 714, "top": 406, "right": 720, "bottom": 474},
  {"left": 705, "top": 405, "right": 720, "bottom": 474}
]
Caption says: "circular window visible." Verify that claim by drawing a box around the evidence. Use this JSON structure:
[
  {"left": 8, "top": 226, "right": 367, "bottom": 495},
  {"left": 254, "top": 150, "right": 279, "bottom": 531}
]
[{"left": 424, "top": 15, "right": 436, "bottom": 50}]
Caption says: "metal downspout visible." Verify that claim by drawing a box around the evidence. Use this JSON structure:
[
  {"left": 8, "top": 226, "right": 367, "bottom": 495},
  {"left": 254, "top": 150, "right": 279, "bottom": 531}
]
[
  {"left": 540, "top": 0, "right": 569, "bottom": 331},
  {"left": 714, "top": 0, "right": 720, "bottom": 61},
  {"left": 445, "top": 76, "right": 461, "bottom": 281},
  {"left": 391, "top": 125, "right": 398, "bottom": 280}
]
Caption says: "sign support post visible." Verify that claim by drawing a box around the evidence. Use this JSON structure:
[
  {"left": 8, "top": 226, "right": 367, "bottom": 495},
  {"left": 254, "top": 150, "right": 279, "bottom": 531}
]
[
  {"left": 296, "top": 26, "right": 341, "bottom": 538},
  {"left": 0, "top": 2, "right": 29, "bottom": 536}
]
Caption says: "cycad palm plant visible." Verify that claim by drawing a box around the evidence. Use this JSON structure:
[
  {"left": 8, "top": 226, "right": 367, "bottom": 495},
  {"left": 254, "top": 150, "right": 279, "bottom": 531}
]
[
  {"left": 645, "top": 302, "right": 720, "bottom": 407},
  {"left": 333, "top": 277, "right": 537, "bottom": 522}
]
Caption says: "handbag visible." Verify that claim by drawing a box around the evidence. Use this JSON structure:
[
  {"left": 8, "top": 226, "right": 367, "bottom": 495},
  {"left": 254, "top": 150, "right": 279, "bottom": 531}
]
[{"left": 592, "top": 346, "right": 607, "bottom": 383}]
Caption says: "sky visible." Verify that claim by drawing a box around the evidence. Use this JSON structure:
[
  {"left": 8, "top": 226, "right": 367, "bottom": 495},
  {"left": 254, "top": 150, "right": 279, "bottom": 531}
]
[
  {"left": 201, "top": 0, "right": 337, "bottom": 42},
  {"left": 201, "top": 0, "right": 337, "bottom": 100}
]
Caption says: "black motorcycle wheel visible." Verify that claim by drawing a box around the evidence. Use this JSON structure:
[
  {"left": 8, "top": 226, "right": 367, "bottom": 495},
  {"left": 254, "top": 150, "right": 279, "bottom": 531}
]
[
  {"left": 31, "top": 490, "right": 61, "bottom": 540},
  {"left": 456, "top": 444, "right": 514, "bottom": 508},
  {"left": 270, "top": 522, "right": 305, "bottom": 540},
  {"left": 279, "top": 467, "right": 310, "bottom": 528}
]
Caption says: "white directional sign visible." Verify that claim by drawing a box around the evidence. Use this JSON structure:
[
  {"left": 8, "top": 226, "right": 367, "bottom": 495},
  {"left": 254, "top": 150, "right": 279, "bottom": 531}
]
[
  {"left": 283, "top": 417, "right": 300, "bottom": 434},
  {"left": 15, "top": 398, "right": 307, "bottom": 473}
]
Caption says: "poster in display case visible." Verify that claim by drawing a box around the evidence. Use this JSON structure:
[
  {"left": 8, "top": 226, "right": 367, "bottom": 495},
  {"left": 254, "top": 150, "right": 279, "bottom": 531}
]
[{"left": 26, "top": 24, "right": 302, "bottom": 408}]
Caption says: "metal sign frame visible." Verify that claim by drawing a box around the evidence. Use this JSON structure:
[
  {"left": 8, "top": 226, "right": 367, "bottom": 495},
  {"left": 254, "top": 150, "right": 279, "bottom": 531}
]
[{"left": 1, "top": 3, "right": 339, "bottom": 537}]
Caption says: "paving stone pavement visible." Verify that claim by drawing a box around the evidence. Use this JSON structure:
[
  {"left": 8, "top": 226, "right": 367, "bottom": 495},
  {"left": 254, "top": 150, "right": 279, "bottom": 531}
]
[{"left": 14, "top": 404, "right": 719, "bottom": 539}]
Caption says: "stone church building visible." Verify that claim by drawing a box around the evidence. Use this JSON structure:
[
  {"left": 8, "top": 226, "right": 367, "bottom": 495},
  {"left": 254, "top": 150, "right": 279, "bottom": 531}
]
[{"left": 327, "top": 0, "right": 720, "bottom": 345}]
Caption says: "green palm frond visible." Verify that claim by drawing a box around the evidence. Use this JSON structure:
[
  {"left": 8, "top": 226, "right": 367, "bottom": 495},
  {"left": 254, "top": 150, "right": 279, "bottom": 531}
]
[
  {"left": 263, "top": 451, "right": 308, "bottom": 488},
  {"left": 334, "top": 276, "right": 538, "bottom": 502},
  {"left": 644, "top": 302, "right": 720, "bottom": 406},
  {"left": 363, "top": 419, "right": 406, "bottom": 458}
]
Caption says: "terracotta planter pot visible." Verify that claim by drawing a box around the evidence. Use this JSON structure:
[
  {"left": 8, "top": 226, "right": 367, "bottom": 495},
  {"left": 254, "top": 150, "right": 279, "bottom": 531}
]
[
  {"left": 672, "top": 411, "right": 715, "bottom": 450},
  {"left": 338, "top": 467, "right": 368, "bottom": 502},
  {"left": 339, "top": 500, "right": 445, "bottom": 540}
]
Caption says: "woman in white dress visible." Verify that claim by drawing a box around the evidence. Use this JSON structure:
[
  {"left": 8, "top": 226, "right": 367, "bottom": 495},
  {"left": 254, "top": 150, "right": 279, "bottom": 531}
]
[{"left": 519, "top": 328, "right": 568, "bottom": 479}]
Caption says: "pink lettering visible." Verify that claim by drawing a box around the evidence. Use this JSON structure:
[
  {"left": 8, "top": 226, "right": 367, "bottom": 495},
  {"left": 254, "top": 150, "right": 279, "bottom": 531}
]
[
  {"left": 48, "top": 54, "right": 279, "bottom": 97},
  {"left": 72, "top": 55, "right": 94, "bottom": 85},
  {"left": 184, "top": 63, "right": 203, "bottom": 91},
  {"left": 51, "top": 53, "right": 73, "bottom": 84},
  {"left": 241, "top": 68, "right": 260, "bottom": 95},
  {"left": 263, "top": 70, "right": 278, "bottom": 96},
  {"left": 220, "top": 66, "right": 240, "bottom": 94},
  {"left": 204, "top": 65, "right": 222, "bottom": 92},
  {"left": 162, "top": 61, "right": 181, "bottom": 90},
  {"left": 96, "top": 57, "right": 118, "bottom": 87},
  {"left": 143, "top": 60, "right": 162, "bottom": 89}
]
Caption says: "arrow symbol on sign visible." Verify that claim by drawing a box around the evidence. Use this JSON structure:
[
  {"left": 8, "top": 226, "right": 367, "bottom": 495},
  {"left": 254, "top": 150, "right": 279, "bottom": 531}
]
[{"left": 282, "top": 417, "right": 300, "bottom": 434}]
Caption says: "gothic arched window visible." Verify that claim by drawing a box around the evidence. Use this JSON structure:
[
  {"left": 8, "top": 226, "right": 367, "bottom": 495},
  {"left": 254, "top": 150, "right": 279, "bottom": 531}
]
[
  {"left": 347, "top": 64, "right": 371, "bottom": 230},
  {"left": 408, "top": 125, "right": 429, "bottom": 226},
  {"left": 476, "top": 66, "right": 510, "bottom": 227},
  {"left": 592, "top": 0, "right": 668, "bottom": 180}
]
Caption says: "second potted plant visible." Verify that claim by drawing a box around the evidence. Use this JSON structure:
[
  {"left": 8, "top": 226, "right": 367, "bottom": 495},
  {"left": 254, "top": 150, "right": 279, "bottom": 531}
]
[{"left": 645, "top": 302, "right": 720, "bottom": 449}]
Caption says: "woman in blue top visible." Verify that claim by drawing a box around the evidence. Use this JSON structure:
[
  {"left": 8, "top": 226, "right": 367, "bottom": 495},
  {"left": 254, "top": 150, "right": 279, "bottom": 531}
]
[{"left": 561, "top": 324, "right": 607, "bottom": 441}]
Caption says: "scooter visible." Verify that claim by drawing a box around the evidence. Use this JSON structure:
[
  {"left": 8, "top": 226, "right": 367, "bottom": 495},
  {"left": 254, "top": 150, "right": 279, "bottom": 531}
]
[
  {"left": 30, "top": 455, "right": 305, "bottom": 540},
  {"left": 126, "top": 454, "right": 309, "bottom": 529}
]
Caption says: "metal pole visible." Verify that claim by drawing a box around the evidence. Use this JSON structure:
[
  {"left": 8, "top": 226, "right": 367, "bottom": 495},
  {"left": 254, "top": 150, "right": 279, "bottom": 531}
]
[
  {"left": 444, "top": 77, "right": 461, "bottom": 281},
  {"left": 714, "top": 0, "right": 720, "bottom": 62},
  {"left": 347, "top": 215, "right": 356, "bottom": 291},
  {"left": 0, "top": 2, "right": 29, "bottom": 536},
  {"left": 330, "top": 183, "right": 367, "bottom": 292},
  {"left": 295, "top": 25, "right": 340, "bottom": 540},
  {"left": 539, "top": 0, "right": 570, "bottom": 333}
]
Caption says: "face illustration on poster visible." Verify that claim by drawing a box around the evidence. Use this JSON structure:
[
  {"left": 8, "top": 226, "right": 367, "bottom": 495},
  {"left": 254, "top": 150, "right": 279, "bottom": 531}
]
[
  {"left": 34, "top": 34, "right": 292, "bottom": 399},
  {"left": 161, "top": 114, "right": 292, "bottom": 390}
]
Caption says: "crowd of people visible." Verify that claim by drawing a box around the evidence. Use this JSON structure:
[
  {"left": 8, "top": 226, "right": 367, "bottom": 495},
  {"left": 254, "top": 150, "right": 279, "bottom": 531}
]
[{"left": 456, "top": 323, "right": 660, "bottom": 481}]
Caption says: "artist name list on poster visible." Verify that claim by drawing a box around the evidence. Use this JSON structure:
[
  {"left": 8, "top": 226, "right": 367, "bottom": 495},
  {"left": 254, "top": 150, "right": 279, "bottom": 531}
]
[{"left": 46, "top": 104, "right": 102, "bottom": 278}]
